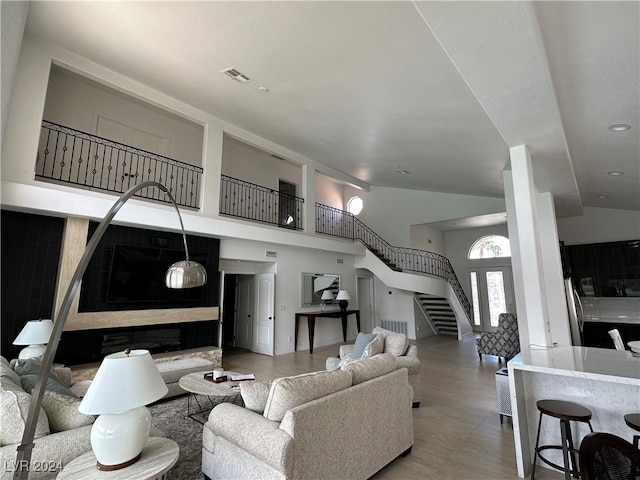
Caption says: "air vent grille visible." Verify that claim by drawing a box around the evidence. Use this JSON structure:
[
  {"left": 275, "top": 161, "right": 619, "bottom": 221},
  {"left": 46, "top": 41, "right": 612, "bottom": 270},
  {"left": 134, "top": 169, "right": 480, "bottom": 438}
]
[
  {"left": 266, "top": 251, "right": 277, "bottom": 258},
  {"left": 221, "top": 67, "right": 252, "bottom": 83}
]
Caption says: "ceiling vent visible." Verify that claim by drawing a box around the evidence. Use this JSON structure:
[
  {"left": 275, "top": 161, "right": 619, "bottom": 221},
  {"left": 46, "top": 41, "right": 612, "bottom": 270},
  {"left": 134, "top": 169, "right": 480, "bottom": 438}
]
[
  {"left": 221, "top": 67, "right": 252, "bottom": 83},
  {"left": 265, "top": 251, "right": 277, "bottom": 258}
]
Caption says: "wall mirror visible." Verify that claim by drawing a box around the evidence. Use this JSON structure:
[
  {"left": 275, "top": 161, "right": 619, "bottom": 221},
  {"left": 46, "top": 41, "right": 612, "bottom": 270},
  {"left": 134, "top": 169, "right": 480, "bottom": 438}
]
[{"left": 302, "top": 273, "right": 340, "bottom": 306}]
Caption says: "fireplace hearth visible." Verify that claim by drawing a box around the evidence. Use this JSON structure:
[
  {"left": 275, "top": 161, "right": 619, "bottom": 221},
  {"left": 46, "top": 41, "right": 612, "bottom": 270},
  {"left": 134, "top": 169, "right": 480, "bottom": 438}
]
[{"left": 56, "top": 320, "right": 218, "bottom": 366}]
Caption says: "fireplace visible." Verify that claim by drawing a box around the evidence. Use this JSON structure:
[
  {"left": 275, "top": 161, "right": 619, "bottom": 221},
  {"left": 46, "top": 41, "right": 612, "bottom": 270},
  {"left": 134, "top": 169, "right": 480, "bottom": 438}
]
[{"left": 56, "top": 320, "right": 218, "bottom": 366}]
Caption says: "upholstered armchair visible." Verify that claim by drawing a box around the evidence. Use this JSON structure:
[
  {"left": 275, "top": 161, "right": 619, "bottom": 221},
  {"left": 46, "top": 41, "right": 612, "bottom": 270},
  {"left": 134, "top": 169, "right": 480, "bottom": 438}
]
[
  {"left": 326, "top": 327, "right": 421, "bottom": 407},
  {"left": 476, "top": 313, "right": 520, "bottom": 362}
]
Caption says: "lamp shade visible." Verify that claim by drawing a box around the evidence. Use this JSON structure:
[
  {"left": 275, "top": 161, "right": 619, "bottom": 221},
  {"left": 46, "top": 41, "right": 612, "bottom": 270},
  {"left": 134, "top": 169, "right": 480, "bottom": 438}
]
[
  {"left": 321, "top": 290, "right": 335, "bottom": 301},
  {"left": 79, "top": 349, "right": 168, "bottom": 415},
  {"left": 165, "top": 260, "right": 207, "bottom": 289},
  {"left": 336, "top": 290, "right": 351, "bottom": 301},
  {"left": 13, "top": 319, "right": 54, "bottom": 346}
]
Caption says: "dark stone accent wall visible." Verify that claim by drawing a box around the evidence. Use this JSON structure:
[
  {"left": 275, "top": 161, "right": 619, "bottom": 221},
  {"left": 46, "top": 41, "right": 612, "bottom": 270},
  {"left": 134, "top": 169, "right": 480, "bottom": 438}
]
[
  {"left": 1, "top": 210, "right": 221, "bottom": 365},
  {"left": 1, "top": 210, "right": 64, "bottom": 359}
]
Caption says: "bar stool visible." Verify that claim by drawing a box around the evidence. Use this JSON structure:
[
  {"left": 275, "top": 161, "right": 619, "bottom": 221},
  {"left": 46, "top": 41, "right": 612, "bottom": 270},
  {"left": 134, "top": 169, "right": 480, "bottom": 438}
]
[
  {"left": 624, "top": 413, "right": 640, "bottom": 448},
  {"left": 531, "top": 399, "right": 594, "bottom": 480}
]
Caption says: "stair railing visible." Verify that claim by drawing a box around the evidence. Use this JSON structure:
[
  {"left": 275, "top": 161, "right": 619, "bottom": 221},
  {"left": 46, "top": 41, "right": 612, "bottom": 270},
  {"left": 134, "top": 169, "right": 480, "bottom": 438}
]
[{"left": 316, "top": 202, "right": 472, "bottom": 319}]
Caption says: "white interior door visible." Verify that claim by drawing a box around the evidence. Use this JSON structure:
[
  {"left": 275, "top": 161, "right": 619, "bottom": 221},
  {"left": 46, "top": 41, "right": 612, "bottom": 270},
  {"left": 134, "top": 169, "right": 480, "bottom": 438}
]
[
  {"left": 470, "top": 266, "right": 514, "bottom": 333},
  {"left": 235, "top": 275, "right": 253, "bottom": 350},
  {"left": 252, "top": 273, "right": 275, "bottom": 356}
]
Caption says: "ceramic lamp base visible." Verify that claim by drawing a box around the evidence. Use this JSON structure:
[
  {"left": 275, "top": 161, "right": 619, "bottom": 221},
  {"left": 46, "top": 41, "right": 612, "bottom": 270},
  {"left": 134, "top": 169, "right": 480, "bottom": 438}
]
[
  {"left": 18, "top": 344, "right": 47, "bottom": 359},
  {"left": 338, "top": 300, "right": 349, "bottom": 310},
  {"left": 91, "top": 406, "right": 151, "bottom": 470}
]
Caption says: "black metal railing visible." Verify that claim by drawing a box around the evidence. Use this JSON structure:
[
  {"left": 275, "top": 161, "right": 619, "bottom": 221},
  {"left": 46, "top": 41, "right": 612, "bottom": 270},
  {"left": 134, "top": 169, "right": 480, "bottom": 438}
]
[
  {"left": 316, "top": 202, "right": 472, "bottom": 319},
  {"left": 36, "top": 120, "right": 203, "bottom": 208},
  {"left": 219, "top": 175, "right": 304, "bottom": 230}
]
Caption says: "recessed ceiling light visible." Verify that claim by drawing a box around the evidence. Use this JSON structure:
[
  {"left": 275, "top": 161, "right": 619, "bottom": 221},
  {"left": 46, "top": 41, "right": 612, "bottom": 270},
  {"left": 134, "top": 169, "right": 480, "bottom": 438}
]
[
  {"left": 259, "top": 86, "right": 270, "bottom": 93},
  {"left": 608, "top": 171, "right": 624, "bottom": 176},
  {"left": 608, "top": 124, "right": 631, "bottom": 132},
  {"left": 596, "top": 195, "right": 608, "bottom": 199},
  {"left": 394, "top": 168, "right": 410, "bottom": 175}
]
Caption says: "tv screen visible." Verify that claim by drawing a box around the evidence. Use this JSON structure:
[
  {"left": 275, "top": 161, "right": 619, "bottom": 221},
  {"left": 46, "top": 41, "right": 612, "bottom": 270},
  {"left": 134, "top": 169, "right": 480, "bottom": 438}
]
[{"left": 106, "top": 244, "right": 208, "bottom": 306}]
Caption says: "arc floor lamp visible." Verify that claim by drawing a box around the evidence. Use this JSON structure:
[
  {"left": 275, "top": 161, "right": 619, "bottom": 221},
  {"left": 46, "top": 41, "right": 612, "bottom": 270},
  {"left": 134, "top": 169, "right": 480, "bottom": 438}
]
[{"left": 14, "top": 181, "right": 207, "bottom": 480}]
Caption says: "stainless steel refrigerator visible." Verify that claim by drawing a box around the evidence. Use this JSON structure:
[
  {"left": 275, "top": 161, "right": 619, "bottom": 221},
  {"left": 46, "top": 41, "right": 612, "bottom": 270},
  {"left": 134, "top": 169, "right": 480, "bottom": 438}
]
[{"left": 564, "top": 277, "right": 584, "bottom": 346}]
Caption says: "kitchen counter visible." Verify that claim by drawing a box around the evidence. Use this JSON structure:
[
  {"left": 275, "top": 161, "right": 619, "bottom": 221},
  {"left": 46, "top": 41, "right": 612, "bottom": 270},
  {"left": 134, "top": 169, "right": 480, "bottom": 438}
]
[{"left": 508, "top": 346, "right": 640, "bottom": 478}]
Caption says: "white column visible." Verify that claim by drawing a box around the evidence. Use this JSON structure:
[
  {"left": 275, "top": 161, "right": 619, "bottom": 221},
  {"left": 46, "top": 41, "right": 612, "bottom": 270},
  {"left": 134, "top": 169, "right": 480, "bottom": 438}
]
[
  {"left": 302, "top": 164, "right": 316, "bottom": 234},
  {"left": 508, "top": 145, "right": 552, "bottom": 347},
  {"left": 199, "top": 123, "right": 223, "bottom": 217}
]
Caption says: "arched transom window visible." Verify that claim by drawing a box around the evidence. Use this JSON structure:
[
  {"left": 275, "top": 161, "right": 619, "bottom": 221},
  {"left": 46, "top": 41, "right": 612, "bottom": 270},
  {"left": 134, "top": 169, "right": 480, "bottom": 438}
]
[{"left": 468, "top": 235, "right": 511, "bottom": 259}]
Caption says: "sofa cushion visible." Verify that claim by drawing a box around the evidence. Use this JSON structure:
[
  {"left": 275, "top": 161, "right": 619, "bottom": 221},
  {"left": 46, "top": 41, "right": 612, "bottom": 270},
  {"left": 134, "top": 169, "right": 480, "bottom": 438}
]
[
  {"left": 352, "top": 333, "right": 377, "bottom": 358},
  {"left": 341, "top": 352, "right": 397, "bottom": 385},
  {"left": 0, "top": 356, "right": 21, "bottom": 385},
  {"left": 373, "top": 327, "right": 409, "bottom": 356},
  {"left": 241, "top": 381, "right": 272, "bottom": 414},
  {"left": 1, "top": 374, "right": 50, "bottom": 446},
  {"left": 41, "top": 391, "right": 95, "bottom": 433},
  {"left": 263, "top": 369, "right": 352, "bottom": 422}
]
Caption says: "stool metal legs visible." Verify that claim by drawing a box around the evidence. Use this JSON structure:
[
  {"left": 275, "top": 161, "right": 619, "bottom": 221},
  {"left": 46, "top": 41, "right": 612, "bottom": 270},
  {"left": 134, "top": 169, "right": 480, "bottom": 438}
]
[{"left": 531, "top": 411, "right": 594, "bottom": 480}]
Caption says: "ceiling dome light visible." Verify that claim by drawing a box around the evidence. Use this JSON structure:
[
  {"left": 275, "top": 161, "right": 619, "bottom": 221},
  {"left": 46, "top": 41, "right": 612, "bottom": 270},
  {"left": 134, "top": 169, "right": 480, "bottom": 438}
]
[
  {"left": 596, "top": 195, "right": 608, "bottom": 199},
  {"left": 393, "top": 168, "right": 410, "bottom": 175},
  {"left": 608, "top": 171, "right": 624, "bottom": 176},
  {"left": 347, "top": 196, "right": 364, "bottom": 215},
  {"left": 608, "top": 124, "right": 631, "bottom": 132}
]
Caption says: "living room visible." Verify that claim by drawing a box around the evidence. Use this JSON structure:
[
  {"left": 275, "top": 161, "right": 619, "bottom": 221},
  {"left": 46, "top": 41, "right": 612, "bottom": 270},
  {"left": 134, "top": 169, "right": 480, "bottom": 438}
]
[{"left": 2, "top": 2, "right": 639, "bottom": 479}]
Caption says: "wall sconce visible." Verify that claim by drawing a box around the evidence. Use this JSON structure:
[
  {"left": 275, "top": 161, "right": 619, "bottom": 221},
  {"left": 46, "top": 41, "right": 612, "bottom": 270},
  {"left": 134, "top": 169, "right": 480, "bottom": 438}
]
[{"left": 15, "top": 181, "right": 207, "bottom": 479}]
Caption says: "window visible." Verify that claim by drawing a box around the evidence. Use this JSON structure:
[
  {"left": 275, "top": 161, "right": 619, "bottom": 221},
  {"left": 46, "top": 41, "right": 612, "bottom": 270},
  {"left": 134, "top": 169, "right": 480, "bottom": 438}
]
[
  {"left": 468, "top": 235, "right": 511, "bottom": 259},
  {"left": 347, "top": 196, "right": 363, "bottom": 215}
]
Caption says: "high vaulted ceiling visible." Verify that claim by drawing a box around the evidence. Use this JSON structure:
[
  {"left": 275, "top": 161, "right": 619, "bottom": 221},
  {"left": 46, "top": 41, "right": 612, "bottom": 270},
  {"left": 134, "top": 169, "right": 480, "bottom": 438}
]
[{"left": 24, "top": 1, "right": 639, "bottom": 218}]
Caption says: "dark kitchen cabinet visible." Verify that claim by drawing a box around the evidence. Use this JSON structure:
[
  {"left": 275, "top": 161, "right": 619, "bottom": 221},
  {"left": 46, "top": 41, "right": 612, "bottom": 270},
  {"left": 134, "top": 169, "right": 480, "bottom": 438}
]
[{"left": 564, "top": 240, "right": 640, "bottom": 297}]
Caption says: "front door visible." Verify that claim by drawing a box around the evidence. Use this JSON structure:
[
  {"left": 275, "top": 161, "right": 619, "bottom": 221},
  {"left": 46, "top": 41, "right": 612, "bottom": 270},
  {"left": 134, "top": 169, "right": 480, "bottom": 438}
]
[
  {"left": 470, "top": 266, "right": 514, "bottom": 333},
  {"left": 252, "top": 273, "right": 275, "bottom": 355}
]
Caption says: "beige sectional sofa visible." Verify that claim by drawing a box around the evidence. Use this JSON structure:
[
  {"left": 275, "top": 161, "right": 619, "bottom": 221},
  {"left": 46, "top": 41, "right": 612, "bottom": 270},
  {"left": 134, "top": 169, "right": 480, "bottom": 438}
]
[{"left": 202, "top": 353, "right": 414, "bottom": 480}]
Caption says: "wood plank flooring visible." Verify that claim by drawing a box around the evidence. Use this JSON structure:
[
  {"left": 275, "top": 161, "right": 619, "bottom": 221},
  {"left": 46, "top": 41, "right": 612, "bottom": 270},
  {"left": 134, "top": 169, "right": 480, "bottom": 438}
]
[{"left": 221, "top": 334, "right": 562, "bottom": 480}]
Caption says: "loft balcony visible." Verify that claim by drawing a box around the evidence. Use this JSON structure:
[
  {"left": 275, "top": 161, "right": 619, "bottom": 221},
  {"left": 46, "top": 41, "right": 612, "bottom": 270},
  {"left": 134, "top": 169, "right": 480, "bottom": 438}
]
[{"left": 36, "top": 120, "right": 203, "bottom": 209}]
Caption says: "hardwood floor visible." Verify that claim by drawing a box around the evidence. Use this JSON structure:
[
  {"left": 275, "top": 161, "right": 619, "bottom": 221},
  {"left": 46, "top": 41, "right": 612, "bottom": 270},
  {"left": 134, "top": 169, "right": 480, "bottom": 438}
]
[{"left": 221, "top": 334, "right": 563, "bottom": 480}]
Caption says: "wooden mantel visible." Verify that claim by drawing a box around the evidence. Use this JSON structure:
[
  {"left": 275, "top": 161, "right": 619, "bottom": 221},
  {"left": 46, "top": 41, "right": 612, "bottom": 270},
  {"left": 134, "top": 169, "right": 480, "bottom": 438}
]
[{"left": 54, "top": 217, "right": 218, "bottom": 332}]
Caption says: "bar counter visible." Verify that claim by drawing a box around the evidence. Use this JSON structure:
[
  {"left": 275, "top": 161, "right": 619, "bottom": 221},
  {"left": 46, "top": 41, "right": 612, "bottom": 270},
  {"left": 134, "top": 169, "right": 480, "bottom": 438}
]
[{"left": 508, "top": 346, "right": 640, "bottom": 477}]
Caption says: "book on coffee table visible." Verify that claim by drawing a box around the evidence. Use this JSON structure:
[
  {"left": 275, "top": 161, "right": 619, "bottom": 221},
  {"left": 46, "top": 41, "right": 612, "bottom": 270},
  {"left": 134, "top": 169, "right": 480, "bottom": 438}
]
[{"left": 230, "top": 373, "right": 255, "bottom": 381}]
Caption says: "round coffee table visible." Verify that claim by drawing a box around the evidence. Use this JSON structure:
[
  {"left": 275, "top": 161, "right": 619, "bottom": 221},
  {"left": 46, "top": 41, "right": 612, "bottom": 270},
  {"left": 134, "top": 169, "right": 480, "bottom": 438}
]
[{"left": 178, "top": 370, "right": 246, "bottom": 424}]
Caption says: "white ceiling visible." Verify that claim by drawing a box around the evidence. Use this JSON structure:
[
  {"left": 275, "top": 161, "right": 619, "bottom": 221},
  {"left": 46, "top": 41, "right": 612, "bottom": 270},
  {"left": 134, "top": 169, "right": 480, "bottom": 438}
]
[{"left": 24, "top": 1, "right": 639, "bottom": 222}]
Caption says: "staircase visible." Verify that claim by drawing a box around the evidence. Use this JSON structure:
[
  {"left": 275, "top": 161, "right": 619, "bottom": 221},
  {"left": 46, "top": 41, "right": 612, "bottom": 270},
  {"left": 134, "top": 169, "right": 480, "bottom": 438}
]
[{"left": 415, "top": 294, "right": 458, "bottom": 336}]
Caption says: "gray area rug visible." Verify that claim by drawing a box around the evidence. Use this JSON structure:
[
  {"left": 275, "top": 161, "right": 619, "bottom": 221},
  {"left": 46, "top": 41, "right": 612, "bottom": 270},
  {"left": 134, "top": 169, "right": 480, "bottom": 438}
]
[{"left": 149, "top": 395, "right": 205, "bottom": 480}]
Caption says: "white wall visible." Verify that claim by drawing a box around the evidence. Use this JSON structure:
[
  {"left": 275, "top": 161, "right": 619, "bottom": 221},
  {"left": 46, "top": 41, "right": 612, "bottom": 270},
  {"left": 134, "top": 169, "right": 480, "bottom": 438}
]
[
  {"left": 219, "top": 237, "right": 359, "bottom": 355},
  {"left": 43, "top": 66, "right": 204, "bottom": 166},
  {"left": 316, "top": 172, "right": 345, "bottom": 208},
  {"left": 373, "top": 280, "right": 415, "bottom": 337},
  {"left": 221, "top": 135, "right": 302, "bottom": 192},
  {"left": 344, "top": 184, "right": 506, "bottom": 247},
  {"left": 557, "top": 206, "right": 640, "bottom": 245},
  {"left": 410, "top": 223, "right": 446, "bottom": 255}
]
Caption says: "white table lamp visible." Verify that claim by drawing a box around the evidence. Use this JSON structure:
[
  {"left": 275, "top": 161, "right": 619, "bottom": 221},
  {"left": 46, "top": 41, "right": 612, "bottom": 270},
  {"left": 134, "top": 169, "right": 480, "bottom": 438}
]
[
  {"left": 13, "top": 319, "right": 54, "bottom": 359},
  {"left": 321, "top": 290, "right": 334, "bottom": 311},
  {"left": 78, "top": 349, "right": 168, "bottom": 470},
  {"left": 336, "top": 290, "right": 351, "bottom": 311}
]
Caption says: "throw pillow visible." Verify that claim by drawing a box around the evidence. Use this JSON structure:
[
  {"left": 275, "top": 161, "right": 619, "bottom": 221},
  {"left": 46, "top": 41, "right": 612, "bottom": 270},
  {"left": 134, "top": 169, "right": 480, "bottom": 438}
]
[
  {"left": 361, "top": 334, "right": 384, "bottom": 358},
  {"left": 20, "top": 375, "right": 78, "bottom": 400},
  {"left": 351, "top": 332, "right": 377, "bottom": 358},
  {"left": 373, "top": 326, "right": 409, "bottom": 356},
  {"left": 1, "top": 376, "right": 50, "bottom": 445},
  {"left": 240, "top": 380, "right": 271, "bottom": 414}
]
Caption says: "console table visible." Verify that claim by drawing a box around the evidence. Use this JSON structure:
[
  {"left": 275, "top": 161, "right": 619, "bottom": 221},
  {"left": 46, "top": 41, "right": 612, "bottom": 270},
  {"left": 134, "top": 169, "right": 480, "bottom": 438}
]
[{"left": 295, "top": 309, "right": 360, "bottom": 354}]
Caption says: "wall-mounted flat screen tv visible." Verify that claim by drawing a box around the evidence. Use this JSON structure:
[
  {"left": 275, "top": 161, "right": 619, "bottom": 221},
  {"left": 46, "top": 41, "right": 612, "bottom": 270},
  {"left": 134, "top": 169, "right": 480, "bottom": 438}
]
[{"left": 106, "top": 244, "right": 208, "bottom": 306}]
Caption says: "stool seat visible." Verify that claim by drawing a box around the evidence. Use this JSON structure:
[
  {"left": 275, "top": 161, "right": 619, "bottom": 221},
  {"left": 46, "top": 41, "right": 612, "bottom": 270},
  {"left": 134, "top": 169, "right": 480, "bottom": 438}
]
[
  {"left": 537, "top": 400, "right": 593, "bottom": 422},
  {"left": 624, "top": 413, "right": 640, "bottom": 432},
  {"left": 532, "top": 399, "right": 594, "bottom": 480}
]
